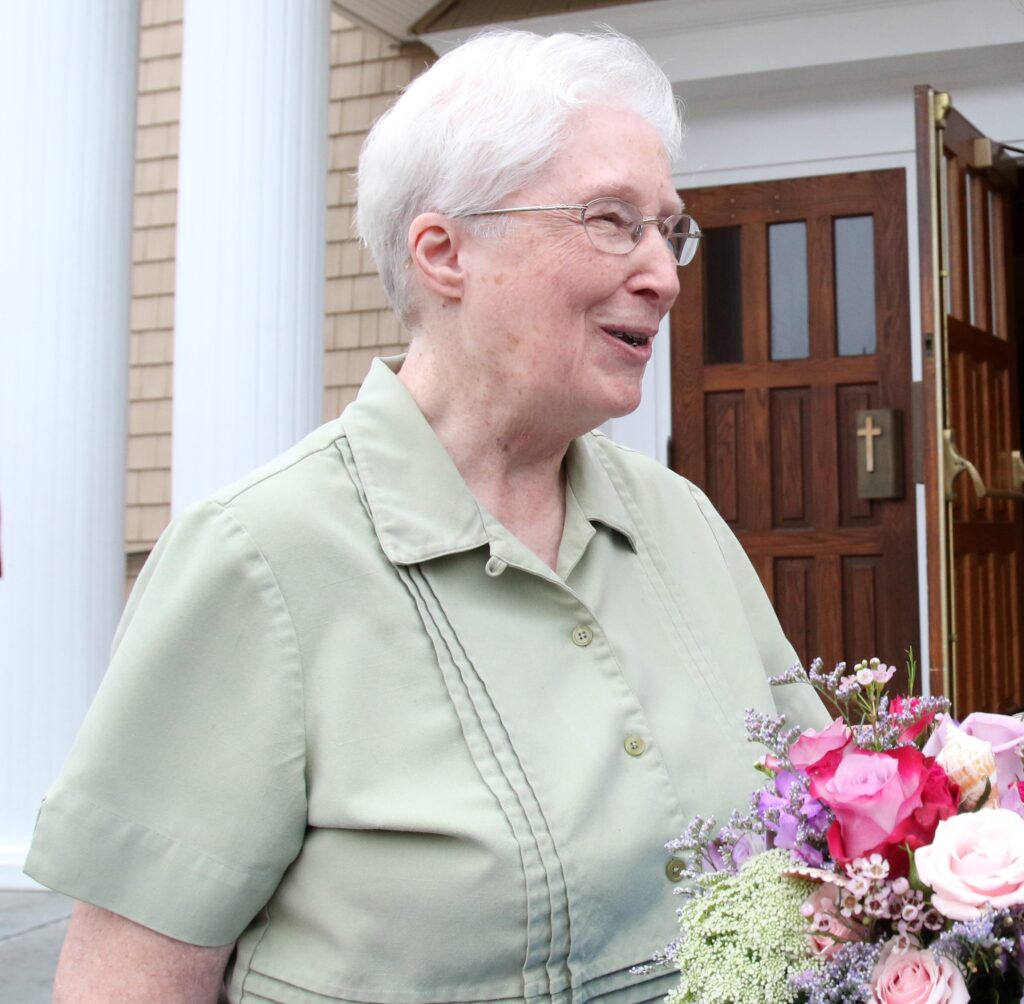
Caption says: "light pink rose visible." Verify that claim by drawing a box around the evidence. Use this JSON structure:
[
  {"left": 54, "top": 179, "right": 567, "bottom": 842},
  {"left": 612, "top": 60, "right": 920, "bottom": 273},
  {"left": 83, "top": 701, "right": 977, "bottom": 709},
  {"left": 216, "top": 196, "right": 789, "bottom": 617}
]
[
  {"left": 871, "top": 941, "right": 968, "bottom": 1004},
  {"left": 755, "top": 753, "right": 782, "bottom": 776},
  {"left": 801, "top": 883, "right": 866, "bottom": 960},
  {"left": 924, "top": 712, "right": 1024, "bottom": 813},
  {"left": 789, "top": 717, "right": 852, "bottom": 772},
  {"left": 914, "top": 808, "right": 1024, "bottom": 920}
]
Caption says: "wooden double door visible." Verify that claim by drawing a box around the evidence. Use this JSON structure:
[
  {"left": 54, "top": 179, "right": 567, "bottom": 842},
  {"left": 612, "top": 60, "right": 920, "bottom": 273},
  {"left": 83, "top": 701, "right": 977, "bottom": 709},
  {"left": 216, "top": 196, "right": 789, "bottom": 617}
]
[
  {"left": 916, "top": 88, "right": 1024, "bottom": 714},
  {"left": 672, "top": 113, "right": 1024, "bottom": 715},
  {"left": 671, "top": 170, "right": 919, "bottom": 683}
]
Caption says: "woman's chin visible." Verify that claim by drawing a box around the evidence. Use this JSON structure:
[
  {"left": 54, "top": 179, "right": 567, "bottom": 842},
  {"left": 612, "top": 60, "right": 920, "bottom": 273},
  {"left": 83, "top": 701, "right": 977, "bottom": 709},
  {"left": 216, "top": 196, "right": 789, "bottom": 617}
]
[{"left": 601, "top": 383, "right": 645, "bottom": 422}]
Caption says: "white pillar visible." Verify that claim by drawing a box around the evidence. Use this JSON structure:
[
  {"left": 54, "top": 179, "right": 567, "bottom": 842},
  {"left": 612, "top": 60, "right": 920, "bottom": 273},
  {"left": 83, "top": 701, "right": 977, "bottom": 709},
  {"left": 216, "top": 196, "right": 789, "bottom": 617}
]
[
  {"left": 0, "top": 2, "right": 139, "bottom": 888},
  {"left": 172, "top": 0, "right": 329, "bottom": 511}
]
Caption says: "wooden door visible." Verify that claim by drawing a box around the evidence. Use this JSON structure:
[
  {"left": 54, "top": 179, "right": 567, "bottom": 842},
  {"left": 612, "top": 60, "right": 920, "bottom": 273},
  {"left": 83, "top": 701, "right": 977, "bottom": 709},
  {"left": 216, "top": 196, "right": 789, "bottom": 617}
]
[
  {"left": 671, "top": 170, "right": 919, "bottom": 682},
  {"left": 916, "top": 87, "right": 1024, "bottom": 715}
]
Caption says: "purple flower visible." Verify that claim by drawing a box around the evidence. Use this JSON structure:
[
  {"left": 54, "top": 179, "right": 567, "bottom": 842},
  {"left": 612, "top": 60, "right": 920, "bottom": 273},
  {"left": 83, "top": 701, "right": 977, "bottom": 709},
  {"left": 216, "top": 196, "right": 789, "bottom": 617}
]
[
  {"left": 704, "top": 831, "right": 767, "bottom": 872},
  {"left": 757, "top": 770, "right": 830, "bottom": 866},
  {"left": 727, "top": 831, "right": 767, "bottom": 869}
]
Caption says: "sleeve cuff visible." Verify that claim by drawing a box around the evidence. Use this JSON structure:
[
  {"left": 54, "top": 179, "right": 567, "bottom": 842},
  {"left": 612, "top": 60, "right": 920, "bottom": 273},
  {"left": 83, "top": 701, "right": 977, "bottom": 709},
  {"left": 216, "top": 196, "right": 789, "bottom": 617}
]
[{"left": 24, "top": 789, "right": 280, "bottom": 946}]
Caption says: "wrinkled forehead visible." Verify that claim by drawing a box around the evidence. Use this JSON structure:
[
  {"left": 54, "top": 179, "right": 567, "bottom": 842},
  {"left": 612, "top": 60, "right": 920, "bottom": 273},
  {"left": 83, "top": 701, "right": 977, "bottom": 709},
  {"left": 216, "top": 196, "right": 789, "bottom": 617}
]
[{"left": 537, "top": 105, "right": 682, "bottom": 215}]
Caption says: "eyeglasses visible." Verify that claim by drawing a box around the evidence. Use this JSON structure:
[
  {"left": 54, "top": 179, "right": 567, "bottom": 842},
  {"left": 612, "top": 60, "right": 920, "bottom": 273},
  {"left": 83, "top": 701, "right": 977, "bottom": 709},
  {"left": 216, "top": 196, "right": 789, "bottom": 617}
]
[{"left": 462, "top": 197, "right": 702, "bottom": 266}]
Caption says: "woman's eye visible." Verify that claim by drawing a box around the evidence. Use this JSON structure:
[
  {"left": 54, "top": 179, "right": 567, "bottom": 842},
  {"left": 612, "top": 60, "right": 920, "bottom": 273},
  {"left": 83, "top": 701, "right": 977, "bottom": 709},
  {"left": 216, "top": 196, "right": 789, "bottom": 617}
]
[{"left": 591, "top": 212, "right": 630, "bottom": 228}]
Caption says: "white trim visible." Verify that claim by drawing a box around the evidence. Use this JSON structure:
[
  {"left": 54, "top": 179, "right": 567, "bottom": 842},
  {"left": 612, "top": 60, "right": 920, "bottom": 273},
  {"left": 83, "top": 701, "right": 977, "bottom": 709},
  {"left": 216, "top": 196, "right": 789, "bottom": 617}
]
[
  {"left": 916, "top": 483, "right": 932, "bottom": 694},
  {"left": 654, "top": 312, "right": 673, "bottom": 465},
  {"left": 599, "top": 313, "right": 673, "bottom": 463},
  {"left": 420, "top": 0, "right": 1024, "bottom": 73}
]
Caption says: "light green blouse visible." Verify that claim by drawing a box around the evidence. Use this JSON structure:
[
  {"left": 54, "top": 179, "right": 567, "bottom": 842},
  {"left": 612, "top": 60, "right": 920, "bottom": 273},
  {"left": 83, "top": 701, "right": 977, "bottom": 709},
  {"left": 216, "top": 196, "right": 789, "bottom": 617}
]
[{"left": 26, "top": 356, "right": 827, "bottom": 1004}]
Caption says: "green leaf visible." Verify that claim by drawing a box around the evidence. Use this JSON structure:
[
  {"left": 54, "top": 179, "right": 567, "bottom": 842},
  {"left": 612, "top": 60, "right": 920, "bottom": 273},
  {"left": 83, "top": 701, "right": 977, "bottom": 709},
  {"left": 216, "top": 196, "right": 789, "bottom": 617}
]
[
  {"left": 907, "top": 843, "right": 932, "bottom": 894},
  {"left": 960, "top": 777, "right": 992, "bottom": 813}
]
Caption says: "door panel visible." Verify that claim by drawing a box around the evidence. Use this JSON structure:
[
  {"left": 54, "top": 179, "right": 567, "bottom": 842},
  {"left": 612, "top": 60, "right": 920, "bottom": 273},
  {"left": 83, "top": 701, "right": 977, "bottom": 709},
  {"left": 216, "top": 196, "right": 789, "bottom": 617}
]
[
  {"left": 671, "top": 170, "right": 919, "bottom": 682},
  {"left": 915, "top": 86, "right": 1024, "bottom": 715}
]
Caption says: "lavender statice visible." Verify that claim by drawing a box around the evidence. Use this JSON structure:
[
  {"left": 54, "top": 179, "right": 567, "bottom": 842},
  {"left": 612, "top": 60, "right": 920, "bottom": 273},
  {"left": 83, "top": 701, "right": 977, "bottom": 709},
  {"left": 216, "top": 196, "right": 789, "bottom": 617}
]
[
  {"left": 770, "top": 656, "right": 845, "bottom": 695},
  {"left": 770, "top": 654, "right": 950, "bottom": 753},
  {"left": 664, "top": 815, "right": 719, "bottom": 883},
  {"left": 788, "top": 939, "right": 884, "bottom": 1004},
  {"left": 665, "top": 810, "right": 767, "bottom": 882},
  {"left": 705, "top": 808, "right": 768, "bottom": 872},
  {"left": 851, "top": 692, "right": 952, "bottom": 751},
  {"left": 744, "top": 708, "right": 801, "bottom": 762},
  {"left": 628, "top": 935, "right": 684, "bottom": 976},
  {"left": 932, "top": 909, "right": 1022, "bottom": 981}
]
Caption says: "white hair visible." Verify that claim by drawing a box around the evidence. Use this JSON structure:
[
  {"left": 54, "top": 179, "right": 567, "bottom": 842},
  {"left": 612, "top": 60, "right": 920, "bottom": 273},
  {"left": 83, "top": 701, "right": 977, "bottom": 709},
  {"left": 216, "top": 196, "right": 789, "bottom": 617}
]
[{"left": 355, "top": 28, "right": 682, "bottom": 325}]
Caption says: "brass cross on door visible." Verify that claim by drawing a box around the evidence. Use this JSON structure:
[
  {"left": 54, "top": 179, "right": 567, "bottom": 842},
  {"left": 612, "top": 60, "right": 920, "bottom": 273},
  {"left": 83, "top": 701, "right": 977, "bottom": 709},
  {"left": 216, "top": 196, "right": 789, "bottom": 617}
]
[{"left": 671, "top": 170, "right": 919, "bottom": 686}]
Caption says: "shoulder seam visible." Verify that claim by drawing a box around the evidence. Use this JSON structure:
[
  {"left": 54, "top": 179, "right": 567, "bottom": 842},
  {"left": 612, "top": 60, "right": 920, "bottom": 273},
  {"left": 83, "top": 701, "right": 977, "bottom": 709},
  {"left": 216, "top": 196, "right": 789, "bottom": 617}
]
[
  {"left": 209, "top": 501, "right": 308, "bottom": 784},
  {"left": 218, "top": 433, "right": 348, "bottom": 507}
]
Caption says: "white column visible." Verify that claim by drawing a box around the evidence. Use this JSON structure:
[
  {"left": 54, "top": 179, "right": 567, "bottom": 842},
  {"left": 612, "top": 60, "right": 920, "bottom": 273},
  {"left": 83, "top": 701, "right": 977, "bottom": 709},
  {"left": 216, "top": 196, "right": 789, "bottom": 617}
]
[
  {"left": 0, "top": 2, "right": 139, "bottom": 888},
  {"left": 172, "top": 0, "right": 329, "bottom": 511}
]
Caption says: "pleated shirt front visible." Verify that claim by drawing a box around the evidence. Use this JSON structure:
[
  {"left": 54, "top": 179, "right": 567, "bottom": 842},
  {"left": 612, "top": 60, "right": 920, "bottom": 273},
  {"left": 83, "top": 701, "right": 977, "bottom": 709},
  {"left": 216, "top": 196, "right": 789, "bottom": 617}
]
[{"left": 26, "top": 356, "right": 827, "bottom": 1004}]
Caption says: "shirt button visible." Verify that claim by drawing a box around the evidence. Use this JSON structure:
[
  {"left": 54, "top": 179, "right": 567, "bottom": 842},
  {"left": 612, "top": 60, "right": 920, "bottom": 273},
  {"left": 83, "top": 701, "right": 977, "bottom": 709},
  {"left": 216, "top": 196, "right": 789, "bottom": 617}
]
[
  {"left": 484, "top": 556, "right": 508, "bottom": 577},
  {"left": 570, "top": 624, "right": 593, "bottom": 647},
  {"left": 623, "top": 735, "right": 646, "bottom": 757},
  {"left": 665, "top": 857, "right": 686, "bottom": 883}
]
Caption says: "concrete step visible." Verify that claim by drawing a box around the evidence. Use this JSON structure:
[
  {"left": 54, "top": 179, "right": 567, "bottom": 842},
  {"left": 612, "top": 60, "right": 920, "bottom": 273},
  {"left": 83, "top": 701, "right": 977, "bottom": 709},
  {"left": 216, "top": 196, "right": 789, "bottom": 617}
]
[{"left": 0, "top": 891, "right": 72, "bottom": 1003}]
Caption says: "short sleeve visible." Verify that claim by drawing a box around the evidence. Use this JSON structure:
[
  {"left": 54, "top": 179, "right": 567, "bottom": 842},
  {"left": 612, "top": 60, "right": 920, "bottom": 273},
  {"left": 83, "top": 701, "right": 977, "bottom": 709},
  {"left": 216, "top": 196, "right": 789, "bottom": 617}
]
[
  {"left": 688, "top": 484, "right": 831, "bottom": 732},
  {"left": 24, "top": 500, "right": 307, "bottom": 946}
]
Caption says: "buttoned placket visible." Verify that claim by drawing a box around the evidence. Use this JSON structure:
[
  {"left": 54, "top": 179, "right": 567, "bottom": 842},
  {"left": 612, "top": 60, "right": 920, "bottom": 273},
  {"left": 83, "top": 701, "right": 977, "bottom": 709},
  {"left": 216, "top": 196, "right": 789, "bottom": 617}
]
[
  {"left": 478, "top": 532, "right": 685, "bottom": 882},
  {"left": 341, "top": 358, "right": 696, "bottom": 997},
  {"left": 480, "top": 503, "right": 697, "bottom": 892}
]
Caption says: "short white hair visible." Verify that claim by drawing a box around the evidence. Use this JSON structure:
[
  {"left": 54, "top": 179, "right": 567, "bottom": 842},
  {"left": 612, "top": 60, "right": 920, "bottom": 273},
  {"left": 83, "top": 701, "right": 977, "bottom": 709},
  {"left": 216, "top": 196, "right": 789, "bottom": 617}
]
[{"left": 355, "top": 28, "right": 682, "bottom": 325}]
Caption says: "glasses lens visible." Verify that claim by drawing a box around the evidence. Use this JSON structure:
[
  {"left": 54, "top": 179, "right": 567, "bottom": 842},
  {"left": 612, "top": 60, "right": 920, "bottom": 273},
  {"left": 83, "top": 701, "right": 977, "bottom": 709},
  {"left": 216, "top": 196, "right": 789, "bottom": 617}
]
[
  {"left": 667, "top": 215, "right": 701, "bottom": 266},
  {"left": 581, "top": 198, "right": 642, "bottom": 254}
]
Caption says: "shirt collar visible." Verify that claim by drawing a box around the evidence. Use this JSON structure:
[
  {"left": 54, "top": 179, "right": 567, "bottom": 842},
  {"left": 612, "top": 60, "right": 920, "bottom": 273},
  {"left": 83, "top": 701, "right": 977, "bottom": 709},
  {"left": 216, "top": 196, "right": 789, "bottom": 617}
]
[
  {"left": 565, "top": 428, "right": 638, "bottom": 552},
  {"left": 341, "top": 355, "right": 637, "bottom": 566}
]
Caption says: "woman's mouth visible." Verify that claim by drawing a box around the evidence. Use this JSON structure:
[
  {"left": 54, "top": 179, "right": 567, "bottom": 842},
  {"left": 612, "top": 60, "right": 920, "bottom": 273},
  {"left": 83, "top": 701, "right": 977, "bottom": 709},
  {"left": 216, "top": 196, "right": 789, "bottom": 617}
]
[{"left": 604, "top": 329, "right": 651, "bottom": 348}]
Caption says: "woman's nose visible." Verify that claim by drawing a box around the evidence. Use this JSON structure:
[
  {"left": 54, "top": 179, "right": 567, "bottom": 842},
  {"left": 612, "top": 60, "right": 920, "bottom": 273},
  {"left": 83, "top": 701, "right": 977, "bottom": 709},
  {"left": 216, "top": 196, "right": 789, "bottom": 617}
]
[{"left": 627, "top": 225, "right": 681, "bottom": 308}]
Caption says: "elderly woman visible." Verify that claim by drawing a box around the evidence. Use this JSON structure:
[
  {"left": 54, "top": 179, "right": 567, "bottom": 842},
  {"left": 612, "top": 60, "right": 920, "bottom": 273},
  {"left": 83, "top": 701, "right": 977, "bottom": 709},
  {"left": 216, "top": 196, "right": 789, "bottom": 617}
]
[{"left": 28, "top": 28, "right": 825, "bottom": 1004}]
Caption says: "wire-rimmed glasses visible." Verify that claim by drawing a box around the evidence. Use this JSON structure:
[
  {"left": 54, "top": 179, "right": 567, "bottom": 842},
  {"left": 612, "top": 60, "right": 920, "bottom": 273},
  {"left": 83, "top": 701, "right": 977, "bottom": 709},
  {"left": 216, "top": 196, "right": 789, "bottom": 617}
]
[{"left": 462, "top": 197, "right": 702, "bottom": 266}]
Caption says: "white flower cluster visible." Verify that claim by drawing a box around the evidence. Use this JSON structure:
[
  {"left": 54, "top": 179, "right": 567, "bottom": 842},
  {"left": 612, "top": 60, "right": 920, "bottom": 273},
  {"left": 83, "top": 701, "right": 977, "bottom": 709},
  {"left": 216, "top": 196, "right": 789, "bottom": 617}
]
[{"left": 829, "top": 856, "right": 945, "bottom": 940}]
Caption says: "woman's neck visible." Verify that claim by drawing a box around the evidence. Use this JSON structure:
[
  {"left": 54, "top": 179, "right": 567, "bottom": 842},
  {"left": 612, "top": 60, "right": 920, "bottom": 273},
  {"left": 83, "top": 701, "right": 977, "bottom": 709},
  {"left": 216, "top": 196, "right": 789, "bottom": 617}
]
[{"left": 398, "top": 336, "right": 571, "bottom": 570}]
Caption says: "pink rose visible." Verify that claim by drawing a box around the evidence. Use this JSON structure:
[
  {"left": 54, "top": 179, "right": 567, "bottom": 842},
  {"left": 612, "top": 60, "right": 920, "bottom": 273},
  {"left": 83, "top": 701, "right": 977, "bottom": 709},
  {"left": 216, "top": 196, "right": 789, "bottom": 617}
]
[
  {"left": 890, "top": 695, "right": 936, "bottom": 743},
  {"left": 915, "top": 808, "right": 1024, "bottom": 920},
  {"left": 789, "top": 718, "right": 852, "bottom": 773},
  {"left": 871, "top": 941, "right": 968, "bottom": 1004},
  {"left": 755, "top": 753, "right": 782, "bottom": 776},
  {"left": 801, "top": 883, "right": 866, "bottom": 960},
  {"left": 809, "top": 746, "right": 958, "bottom": 873},
  {"left": 924, "top": 712, "right": 1024, "bottom": 812}
]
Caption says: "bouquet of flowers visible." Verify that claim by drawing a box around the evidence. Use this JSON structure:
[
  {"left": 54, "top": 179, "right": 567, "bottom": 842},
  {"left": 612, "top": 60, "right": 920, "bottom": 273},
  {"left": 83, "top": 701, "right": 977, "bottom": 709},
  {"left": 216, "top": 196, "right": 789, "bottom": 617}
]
[{"left": 653, "top": 656, "right": 1024, "bottom": 1004}]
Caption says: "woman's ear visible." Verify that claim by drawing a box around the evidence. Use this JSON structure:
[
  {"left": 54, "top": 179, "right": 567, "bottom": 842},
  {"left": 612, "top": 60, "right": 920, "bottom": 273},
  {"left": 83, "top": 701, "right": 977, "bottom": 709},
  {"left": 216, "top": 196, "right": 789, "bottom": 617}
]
[{"left": 407, "top": 213, "right": 464, "bottom": 302}]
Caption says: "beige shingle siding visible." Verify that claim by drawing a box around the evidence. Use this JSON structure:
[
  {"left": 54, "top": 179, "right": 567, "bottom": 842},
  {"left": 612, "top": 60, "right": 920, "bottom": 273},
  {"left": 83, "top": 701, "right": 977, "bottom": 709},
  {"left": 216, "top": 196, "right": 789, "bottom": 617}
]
[
  {"left": 122, "top": 9, "right": 433, "bottom": 572},
  {"left": 323, "top": 14, "right": 433, "bottom": 420},
  {"left": 126, "top": 0, "right": 182, "bottom": 556}
]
